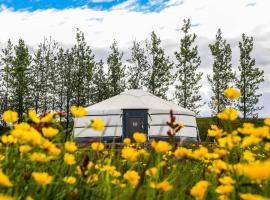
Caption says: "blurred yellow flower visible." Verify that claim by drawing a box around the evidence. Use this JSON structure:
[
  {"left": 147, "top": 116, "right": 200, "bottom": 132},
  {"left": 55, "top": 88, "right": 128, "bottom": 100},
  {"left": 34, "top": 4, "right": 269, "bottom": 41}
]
[
  {"left": 215, "top": 184, "right": 234, "bottom": 195},
  {"left": 264, "top": 118, "right": 270, "bottom": 126},
  {"left": 70, "top": 106, "right": 87, "bottom": 117},
  {"left": 30, "top": 152, "right": 53, "bottom": 163},
  {"left": 152, "top": 141, "right": 172, "bottom": 153},
  {"left": 208, "top": 125, "right": 223, "bottom": 137},
  {"left": 241, "top": 135, "right": 262, "bottom": 148},
  {"left": 150, "top": 180, "right": 173, "bottom": 191},
  {"left": 123, "top": 138, "right": 131, "bottom": 145},
  {"left": 219, "top": 176, "right": 235, "bottom": 185},
  {"left": 65, "top": 141, "right": 77, "bottom": 153},
  {"left": 28, "top": 110, "right": 40, "bottom": 123},
  {"left": 1, "top": 135, "right": 17, "bottom": 145},
  {"left": 19, "top": 145, "right": 31, "bottom": 154},
  {"left": 0, "top": 155, "right": 5, "bottom": 162},
  {"left": 91, "top": 142, "right": 105, "bottom": 151},
  {"left": 0, "top": 169, "right": 13, "bottom": 187},
  {"left": 174, "top": 147, "right": 192, "bottom": 159},
  {"left": 2, "top": 110, "right": 18, "bottom": 124},
  {"left": 40, "top": 112, "right": 54, "bottom": 123},
  {"left": 0, "top": 193, "right": 15, "bottom": 200},
  {"left": 63, "top": 176, "right": 76, "bottom": 184},
  {"left": 190, "top": 180, "right": 209, "bottom": 200},
  {"left": 217, "top": 107, "right": 238, "bottom": 121},
  {"left": 145, "top": 167, "right": 158, "bottom": 177},
  {"left": 240, "top": 193, "right": 270, "bottom": 200},
  {"left": 243, "top": 150, "right": 255, "bottom": 163},
  {"left": 42, "top": 127, "right": 59, "bottom": 138},
  {"left": 133, "top": 132, "right": 146, "bottom": 143},
  {"left": 123, "top": 170, "right": 140, "bottom": 187},
  {"left": 224, "top": 88, "right": 241, "bottom": 100},
  {"left": 32, "top": 172, "right": 53, "bottom": 185},
  {"left": 240, "top": 160, "right": 270, "bottom": 182},
  {"left": 64, "top": 153, "right": 76, "bottom": 165},
  {"left": 121, "top": 147, "right": 139, "bottom": 162},
  {"left": 91, "top": 118, "right": 105, "bottom": 131}
]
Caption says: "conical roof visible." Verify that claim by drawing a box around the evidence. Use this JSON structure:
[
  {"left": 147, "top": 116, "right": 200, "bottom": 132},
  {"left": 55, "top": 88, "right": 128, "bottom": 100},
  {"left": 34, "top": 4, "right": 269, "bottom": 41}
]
[{"left": 86, "top": 89, "right": 195, "bottom": 116}]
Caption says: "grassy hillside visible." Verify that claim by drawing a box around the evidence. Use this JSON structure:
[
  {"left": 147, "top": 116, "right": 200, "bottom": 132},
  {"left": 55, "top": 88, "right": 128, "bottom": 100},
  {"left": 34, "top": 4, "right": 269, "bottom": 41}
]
[{"left": 197, "top": 117, "right": 265, "bottom": 141}]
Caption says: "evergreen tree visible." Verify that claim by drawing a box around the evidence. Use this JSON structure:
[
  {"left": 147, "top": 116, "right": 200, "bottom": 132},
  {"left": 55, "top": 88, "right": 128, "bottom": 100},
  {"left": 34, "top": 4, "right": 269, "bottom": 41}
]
[
  {"left": 72, "top": 29, "right": 95, "bottom": 106},
  {"left": 145, "top": 31, "right": 173, "bottom": 99},
  {"left": 92, "top": 60, "right": 110, "bottom": 103},
  {"left": 0, "top": 40, "right": 14, "bottom": 115},
  {"left": 107, "top": 40, "right": 125, "bottom": 97},
  {"left": 208, "top": 29, "right": 236, "bottom": 115},
  {"left": 10, "top": 39, "right": 31, "bottom": 121},
  {"left": 174, "top": 19, "right": 203, "bottom": 114},
  {"left": 236, "top": 34, "right": 264, "bottom": 119},
  {"left": 127, "top": 40, "right": 148, "bottom": 89}
]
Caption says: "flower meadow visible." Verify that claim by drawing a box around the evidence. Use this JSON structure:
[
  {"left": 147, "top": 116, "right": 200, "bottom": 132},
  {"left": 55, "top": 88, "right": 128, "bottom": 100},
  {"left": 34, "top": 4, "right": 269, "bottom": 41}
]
[{"left": 1, "top": 89, "right": 270, "bottom": 200}]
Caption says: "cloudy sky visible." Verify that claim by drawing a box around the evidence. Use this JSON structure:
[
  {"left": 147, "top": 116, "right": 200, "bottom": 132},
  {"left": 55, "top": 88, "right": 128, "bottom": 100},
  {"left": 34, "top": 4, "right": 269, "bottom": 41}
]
[{"left": 0, "top": 0, "right": 269, "bottom": 117}]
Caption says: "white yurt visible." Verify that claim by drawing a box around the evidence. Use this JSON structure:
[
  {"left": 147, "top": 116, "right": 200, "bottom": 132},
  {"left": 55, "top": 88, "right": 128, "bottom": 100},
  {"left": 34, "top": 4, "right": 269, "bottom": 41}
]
[{"left": 74, "top": 89, "right": 199, "bottom": 143}]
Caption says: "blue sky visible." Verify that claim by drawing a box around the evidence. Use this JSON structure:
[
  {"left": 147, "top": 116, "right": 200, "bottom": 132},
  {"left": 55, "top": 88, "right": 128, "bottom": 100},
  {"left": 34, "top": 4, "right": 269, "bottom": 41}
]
[
  {"left": 0, "top": 0, "right": 172, "bottom": 12},
  {"left": 0, "top": 0, "right": 269, "bottom": 117}
]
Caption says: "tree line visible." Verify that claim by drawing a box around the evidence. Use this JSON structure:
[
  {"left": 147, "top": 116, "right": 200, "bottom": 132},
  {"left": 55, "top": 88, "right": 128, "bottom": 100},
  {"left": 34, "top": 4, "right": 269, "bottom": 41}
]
[{"left": 0, "top": 19, "right": 264, "bottom": 124}]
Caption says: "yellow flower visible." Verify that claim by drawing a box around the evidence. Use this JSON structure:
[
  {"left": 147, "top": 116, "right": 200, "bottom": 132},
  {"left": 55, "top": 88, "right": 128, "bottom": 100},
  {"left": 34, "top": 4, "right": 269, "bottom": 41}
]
[
  {"left": 91, "top": 142, "right": 105, "bottom": 151},
  {"left": 70, "top": 106, "right": 87, "bottom": 117},
  {"left": 219, "top": 176, "right": 235, "bottom": 185},
  {"left": 208, "top": 125, "right": 223, "bottom": 137},
  {"left": 42, "top": 127, "right": 59, "bottom": 138},
  {"left": 133, "top": 132, "right": 146, "bottom": 143},
  {"left": 190, "top": 180, "right": 209, "bottom": 200},
  {"left": 152, "top": 141, "right": 172, "bottom": 153},
  {"left": 25, "top": 196, "right": 34, "bottom": 200},
  {"left": 264, "top": 118, "right": 270, "bottom": 126},
  {"left": 0, "top": 155, "right": 5, "bottom": 162},
  {"left": 224, "top": 88, "right": 241, "bottom": 100},
  {"left": 150, "top": 180, "right": 173, "bottom": 191},
  {"left": 63, "top": 176, "right": 76, "bottom": 184},
  {"left": 2, "top": 110, "right": 18, "bottom": 124},
  {"left": 243, "top": 150, "right": 255, "bottom": 163},
  {"left": 190, "top": 146, "right": 208, "bottom": 160},
  {"left": 0, "top": 169, "right": 13, "bottom": 187},
  {"left": 64, "top": 153, "right": 76, "bottom": 165},
  {"left": 32, "top": 172, "right": 53, "bottom": 185},
  {"left": 145, "top": 167, "right": 158, "bottom": 177},
  {"left": 19, "top": 145, "right": 31, "bottom": 154},
  {"left": 174, "top": 147, "right": 192, "bottom": 158},
  {"left": 121, "top": 147, "right": 139, "bottom": 162},
  {"left": 217, "top": 107, "right": 238, "bottom": 121},
  {"left": 264, "top": 143, "right": 270, "bottom": 151},
  {"left": 30, "top": 153, "right": 53, "bottom": 163},
  {"left": 241, "top": 135, "right": 262, "bottom": 148},
  {"left": 91, "top": 118, "right": 105, "bottom": 131},
  {"left": 28, "top": 110, "right": 40, "bottom": 123},
  {"left": 65, "top": 141, "right": 77, "bottom": 153},
  {"left": 48, "top": 146, "right": 61, "bottom": 156},
  {"left": 240, "top": 193, "right": 270, "bottom": 200},
  {"left": 40, "top": 112, "right": 54, "bottom": 123},
  {"left": 0, "top": 193, "right": 15, "bottom": 200},
  {"left": 1, "top": 135, "right": 17, "bottom": 145},
  {"left": 123, "top": 170, "right": 140, "bottom": 187},
  {"left": 209, "top": 160, "right": 228, "bottom": 174},
  {"left": 240, "top": 160, "right": 270, "bottom": 182},
  {"left": 215, "top": 184, "right": 234, "bottom": 195},
  {"left": 123, "top": 138, "right": 131, "bottom": 145}
]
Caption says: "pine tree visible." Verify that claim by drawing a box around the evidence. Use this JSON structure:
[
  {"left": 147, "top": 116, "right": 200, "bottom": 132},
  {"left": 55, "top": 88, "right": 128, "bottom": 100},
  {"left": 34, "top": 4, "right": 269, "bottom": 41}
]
[
  {"left": 92, "top": 60, "right": 110, "bottom": 103},
  {"left": 107, "top": 40, "right": 125, "bottom": 97},
  {"left": 208, "top": 29, "right": 236, "bottom": 115},
  {"left": 10, "top": 39, "right": 32, "bottom": 121},
  {"left": 145, "top": 31, "right": 173, "bottom": 99},
  {"left": 174, "top": 19, "right": 203, "bottom": 114},
  {"left": 236, "top": 34, "right": 264, "bottom": 119},
  {"left": 127, "top": 40, "right": 148, "bottom": 89}
]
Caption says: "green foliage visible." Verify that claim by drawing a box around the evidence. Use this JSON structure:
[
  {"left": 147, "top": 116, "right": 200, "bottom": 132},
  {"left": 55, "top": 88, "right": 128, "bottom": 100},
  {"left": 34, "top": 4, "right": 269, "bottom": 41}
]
[
  {"left": 208, "top": 29, "right": 236, "bottom": 115},
  {"left": 174, "top": 19, "right": 204, "bottom": 114},
  {"left": 145, "top": 31, "right": 173, "bottom": 99},
  {"left": 236, "top": 34, "right": 264, "bottom": 119}
]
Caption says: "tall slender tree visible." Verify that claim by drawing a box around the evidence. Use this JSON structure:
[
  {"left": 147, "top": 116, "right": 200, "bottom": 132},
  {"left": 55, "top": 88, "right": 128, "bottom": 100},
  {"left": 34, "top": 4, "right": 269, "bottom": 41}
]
[
  {"left": 107, "top": 40, "right": 126, "bottom": 97},
  {"left": 174, "top": 19, "right": 203, "bottom": 114},
  {"left": 92, "top": 60, "right": 110, "bottom": 103},
  {"left": 145, "top": 31, "right": 173, "bottom": 99},
  {"left": 208, "top": 29, "right": 236, "bottom": 115},
  {"left": 236, "top": 34, "right": 264, "bottom": 119},
  {"left": 127, "top": 40, "right": 148, "bottom": 89},
  {"left": 10, "top": 39, "right": 32, "bottom": 121}
]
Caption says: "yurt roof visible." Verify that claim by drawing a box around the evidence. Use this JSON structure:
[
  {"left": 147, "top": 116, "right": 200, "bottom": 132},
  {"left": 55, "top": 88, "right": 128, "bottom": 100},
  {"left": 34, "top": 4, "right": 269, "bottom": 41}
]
[{"left": 86, "top": 89, "right": 195, "bottom": 116}]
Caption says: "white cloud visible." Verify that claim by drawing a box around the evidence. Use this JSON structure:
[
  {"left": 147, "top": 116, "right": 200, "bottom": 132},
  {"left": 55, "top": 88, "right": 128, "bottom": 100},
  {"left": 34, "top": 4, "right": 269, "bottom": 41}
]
[{"left": 0, "top": 0, "right": 269, "bottom": 117}]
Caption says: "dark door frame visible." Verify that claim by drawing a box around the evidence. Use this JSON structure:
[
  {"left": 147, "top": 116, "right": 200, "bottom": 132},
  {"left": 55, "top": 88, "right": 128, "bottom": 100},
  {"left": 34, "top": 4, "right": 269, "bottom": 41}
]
[{"left": 122, "top": 109, "right": 148, "bottom": 139}]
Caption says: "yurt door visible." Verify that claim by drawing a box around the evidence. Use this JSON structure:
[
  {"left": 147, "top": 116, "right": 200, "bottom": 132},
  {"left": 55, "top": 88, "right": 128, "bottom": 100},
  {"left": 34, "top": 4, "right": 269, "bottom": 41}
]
[{"left": 123, "top": 109, "right": 148, "bottom": 141}]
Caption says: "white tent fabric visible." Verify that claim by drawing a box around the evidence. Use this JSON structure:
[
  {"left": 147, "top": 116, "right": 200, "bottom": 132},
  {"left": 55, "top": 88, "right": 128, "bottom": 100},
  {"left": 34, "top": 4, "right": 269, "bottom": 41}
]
[{"left": 74, "top": 89, "right": 198, "bottom": 141}]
